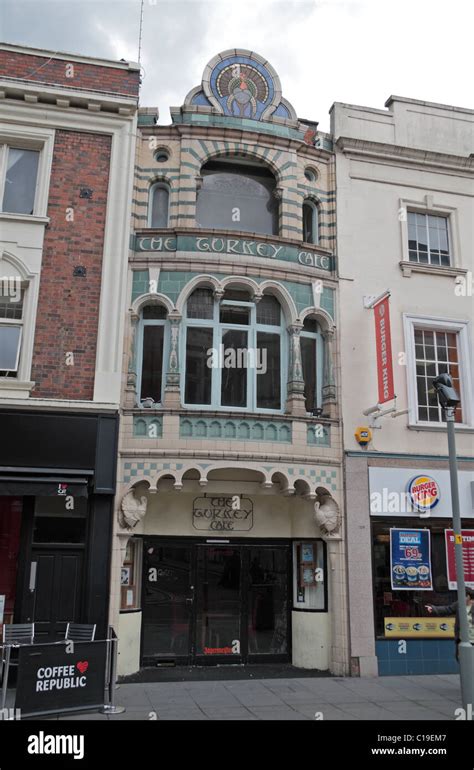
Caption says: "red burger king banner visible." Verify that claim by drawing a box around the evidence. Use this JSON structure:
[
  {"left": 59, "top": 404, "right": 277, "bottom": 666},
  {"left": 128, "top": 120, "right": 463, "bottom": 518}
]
[{"left": 373, "top": 294, "right": 395, "bottom": 403}]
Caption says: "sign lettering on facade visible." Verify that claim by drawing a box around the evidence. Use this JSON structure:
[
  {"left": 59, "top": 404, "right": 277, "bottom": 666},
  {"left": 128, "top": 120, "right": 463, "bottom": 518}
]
[
  {"left": 373, "top": 294, "right": 395, "bottom": 403},
  {"left": 134, "top": 234, "right": 334, "bottom": 272},
  {"left": 192, "top": 496, "right": 254, "bottom": 532}
]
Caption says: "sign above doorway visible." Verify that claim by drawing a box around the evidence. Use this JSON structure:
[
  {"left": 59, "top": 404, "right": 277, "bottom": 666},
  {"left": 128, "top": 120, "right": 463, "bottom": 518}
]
[{"left": 192, "top": 495, "right": 254, "bottom": 532}]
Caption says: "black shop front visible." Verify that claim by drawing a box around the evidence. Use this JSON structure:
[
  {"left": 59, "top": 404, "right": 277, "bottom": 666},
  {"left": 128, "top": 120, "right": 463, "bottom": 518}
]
[{"left": 0, "top": 409, "right": 118, "bottom": 642}]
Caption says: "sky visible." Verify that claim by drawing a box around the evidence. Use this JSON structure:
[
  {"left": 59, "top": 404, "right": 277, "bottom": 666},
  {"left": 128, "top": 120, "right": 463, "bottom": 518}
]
[{"left": 0, "top": 0, "right": 472, "bottom": 131}]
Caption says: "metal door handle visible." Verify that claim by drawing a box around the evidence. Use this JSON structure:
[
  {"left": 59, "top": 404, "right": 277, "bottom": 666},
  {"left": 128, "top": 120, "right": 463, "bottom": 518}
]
[{"left": 29, "top": 561, "right": 37, "bottom": 593}]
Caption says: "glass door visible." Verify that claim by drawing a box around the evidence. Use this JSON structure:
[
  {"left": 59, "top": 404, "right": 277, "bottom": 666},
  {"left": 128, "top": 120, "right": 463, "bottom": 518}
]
[
  {"left": 247, "top": 546, "right": 290, "bottom": 660},
  {"left": 142, "top": 542, "right": 194, "bottom": 663},
  {"left": 194, "top": 546, "right": 242, "bottom": 661}
]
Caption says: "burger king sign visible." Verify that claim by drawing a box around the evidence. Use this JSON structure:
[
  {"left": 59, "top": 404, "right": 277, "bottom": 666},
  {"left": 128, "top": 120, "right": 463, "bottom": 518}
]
[{"left": 408, "top": 475, "right": 441, "bottom": 513}]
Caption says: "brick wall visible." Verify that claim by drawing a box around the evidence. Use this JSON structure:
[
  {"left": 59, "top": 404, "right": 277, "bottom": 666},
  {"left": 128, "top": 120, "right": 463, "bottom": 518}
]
[
  {"left": 31, "top": 130, "right": 112, "bottom": 400},
  {"left": 0, "top": 49, "right": 140, "bottom": 97}
]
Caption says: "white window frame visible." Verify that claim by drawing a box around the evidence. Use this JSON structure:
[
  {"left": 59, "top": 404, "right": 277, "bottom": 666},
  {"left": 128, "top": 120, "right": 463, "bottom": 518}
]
[
  {"left": 399, "top": 195, "right": 461, "bottom": 271},
  {"left": 0, "top": 126, "right": 54, "bottom": 219},
  {"left": 136, "top": 307, "right": 169, "bottom": 407},
  {"left": 0, "top": 251, "right": 37, "bottom": 391},
  {"left": 404, "top": 314, "right": 473, "bottom": 428}
]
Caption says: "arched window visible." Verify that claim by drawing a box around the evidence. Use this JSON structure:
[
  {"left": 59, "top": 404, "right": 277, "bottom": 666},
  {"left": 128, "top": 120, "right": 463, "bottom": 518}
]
[
  {"left": 184, "top": 288, "right": 285, "bottom": 411},
  {"left": 149, "top": 183, "right": 169, "bottom": 228},
  {"left": 138, "top": 305, "right": 168, "bottom": 405},
  {"left": 303, "top": 200, "right": 319, "bottom": 245},
  {"left": 196, "top": 159, "right": 278, "bottom": 235},
  {"left": 301, "top": 316, "right": 323, "bottom": 414}
]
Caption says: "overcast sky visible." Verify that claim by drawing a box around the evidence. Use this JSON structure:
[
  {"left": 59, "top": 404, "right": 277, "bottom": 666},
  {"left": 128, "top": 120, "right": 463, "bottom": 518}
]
[{"left": 1, "top": 0, "right": 472, "bottom": 131}]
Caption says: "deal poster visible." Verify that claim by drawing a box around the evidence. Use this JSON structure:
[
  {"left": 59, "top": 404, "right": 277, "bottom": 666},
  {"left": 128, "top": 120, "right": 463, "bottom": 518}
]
[{"left": 390, "top": 528, "right": 433, "bottom": 590}]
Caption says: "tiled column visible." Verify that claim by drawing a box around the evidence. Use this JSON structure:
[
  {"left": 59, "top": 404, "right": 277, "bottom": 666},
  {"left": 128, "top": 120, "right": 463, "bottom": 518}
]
[
  {"left": 322, "top": 328, "right": 337, "bottom": 418},
  {"left": 124, "top": 312, "right": 139, "bottom": 408},
  {"left": 163, "top": 312, "right": 182, "bottom": 408},
  {"left": 286, "top": 323, "right": 307, "bottom": 417}
]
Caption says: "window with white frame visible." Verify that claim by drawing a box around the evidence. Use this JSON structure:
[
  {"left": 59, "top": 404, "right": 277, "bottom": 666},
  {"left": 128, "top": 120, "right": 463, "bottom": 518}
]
[
  {"left": 0, "top": 290, "right": 24, "bottom": 377},
  {"left": 184, "top": 288, "right": 285, "bottom": 412},
  {"left": 149, "top": 183, "right": 169, "bottom": 228},
  {"left": 407, "top": 212, "right": 450, "bottom": 266},
  {"left": 138, "top": 305, "right": 168, "bottom": 405},
  {"left": 301, "top": 316, "right": 323, "bottom": 414},
  {"left": 0, "top": 146, "right": 40, "bottom": 215},
  {"left": 405, "top": 316, "right": 472, "bottom": 427}
]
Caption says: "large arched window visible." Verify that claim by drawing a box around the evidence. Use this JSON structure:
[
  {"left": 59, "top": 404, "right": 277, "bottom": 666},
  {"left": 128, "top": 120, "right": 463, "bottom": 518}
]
[
  {"left": 137, "top": 305, "right": 168, "bottom": 405},
  {"left": 301, "top": 316, "right": 323, "bottom": 413},
  {"left": 184, "top": 288, "right": 285, "bottom": 411},
  {"left": 149, "top": 183, "right": 169, "bottom": 228},
  {"left": 196, "top": 159, "right": 278, "bottom": 235},
  {"left": 303, "top": 199, "right": 319, "bottom": 245}
]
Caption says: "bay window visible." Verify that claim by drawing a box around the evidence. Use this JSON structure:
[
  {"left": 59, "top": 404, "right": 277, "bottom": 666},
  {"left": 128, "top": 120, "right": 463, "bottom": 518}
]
[{"left": 184, "top": 288, "right": 285, "bottom": 412}]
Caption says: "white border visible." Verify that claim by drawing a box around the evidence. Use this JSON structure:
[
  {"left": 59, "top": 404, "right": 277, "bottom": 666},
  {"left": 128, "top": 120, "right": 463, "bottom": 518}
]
[{"left": 403, "top": 313, "right": 473, "bottom": 428}]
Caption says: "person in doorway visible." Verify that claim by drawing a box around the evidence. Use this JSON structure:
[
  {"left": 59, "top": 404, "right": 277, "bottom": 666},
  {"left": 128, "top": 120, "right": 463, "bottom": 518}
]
[{"left": 425, "top": 589, "right": 474, "bottom": 661}]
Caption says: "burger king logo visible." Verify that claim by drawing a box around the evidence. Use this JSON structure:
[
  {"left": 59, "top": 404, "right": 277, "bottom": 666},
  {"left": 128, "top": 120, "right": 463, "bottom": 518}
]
[{"left": 408, "top": 475, "right": 440, "bottom": 512}]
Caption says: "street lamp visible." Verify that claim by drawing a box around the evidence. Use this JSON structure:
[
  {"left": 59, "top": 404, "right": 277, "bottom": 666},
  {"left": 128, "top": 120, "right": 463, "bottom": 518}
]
[{"left": 433, "top": 373, "right": 474, "bottom": 714}]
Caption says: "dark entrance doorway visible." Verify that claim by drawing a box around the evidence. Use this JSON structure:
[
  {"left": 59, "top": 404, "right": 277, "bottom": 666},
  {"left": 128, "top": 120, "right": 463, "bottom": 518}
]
[
  {"left": 14, "top": 497, "right": 87, "bottom": 642},
  {"left": 141, "top": 538, "right": 291, "bottom": 666}
]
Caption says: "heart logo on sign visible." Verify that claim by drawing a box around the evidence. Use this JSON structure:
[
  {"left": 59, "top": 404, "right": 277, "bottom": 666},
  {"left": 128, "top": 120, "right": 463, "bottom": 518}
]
[{"left": 76, "top": 661, "right": 89, "bottom": 674}]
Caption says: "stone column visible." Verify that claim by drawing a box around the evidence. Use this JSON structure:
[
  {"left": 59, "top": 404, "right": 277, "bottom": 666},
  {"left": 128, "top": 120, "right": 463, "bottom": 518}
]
[
  {"left": 163, "top": 312, "right": 182, "bottom": 408},
  {"left": 325, "top": 536, "right": 350, "bottom": 676},
  {"left": 286, "top": 323, "right": 307, "bottom": 417},
  {"left": 322, "top": 327, "right": 337, "bottom": 418},
  {"left": 124, "top": 312, "right": 139, "bottom": 408}
]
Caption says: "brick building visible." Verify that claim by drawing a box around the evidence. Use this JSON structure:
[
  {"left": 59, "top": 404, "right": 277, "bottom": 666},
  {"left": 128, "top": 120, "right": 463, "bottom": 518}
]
[{"left": 0, "top": 43, "right": 139, "bottom": 640}]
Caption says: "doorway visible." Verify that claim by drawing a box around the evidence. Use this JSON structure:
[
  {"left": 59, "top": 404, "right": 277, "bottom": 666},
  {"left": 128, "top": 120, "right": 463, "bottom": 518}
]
[{"left": 141, "top": 539, "right": 291, "bottom": 665}]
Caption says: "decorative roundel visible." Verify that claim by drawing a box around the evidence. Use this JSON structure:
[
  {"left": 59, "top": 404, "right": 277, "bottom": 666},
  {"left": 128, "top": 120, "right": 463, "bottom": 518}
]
[
  {"left": 216, "top": 64, "right": 269, "bottom": 118},
  {"left": 208, "top": 53, "right": 277, "bottom": 120},
  {"left": 407, "top": 475, "right": 441, "bottom": 512}
]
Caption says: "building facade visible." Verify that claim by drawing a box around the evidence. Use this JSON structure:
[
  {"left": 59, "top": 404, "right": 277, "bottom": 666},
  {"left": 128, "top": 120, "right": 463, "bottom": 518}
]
[
  {"left": 0, "top": 44, "right": 139, "bottom": 640},
  {"left": 112, "top": 50, "right": 349, "bottom": 676},
  {"left": 332, "top": 97, "right": 474, "bottom": 675}
]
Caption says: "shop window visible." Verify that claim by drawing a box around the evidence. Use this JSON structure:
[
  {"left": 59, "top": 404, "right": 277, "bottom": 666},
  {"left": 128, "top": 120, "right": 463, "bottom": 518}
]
[
  {"left": 292, "top": 540, "right": 326, "bottom": 610},
  {"left": 0, "top": 290, "right": 24, "bottom": 377},
  {"left": 196, "top": 159, "right": 278, "bottom": 235},
  {"left": 138, "top": 304, "right": 168, "bottom": 406},
  {"left": 372, "top": 520, "right": 458, "bottom": 638},
  {"left": 184, "top": 288, "right": 285, "bottom": 412},
  {"left": 121, "top": 539, "right": 142, "bottom": 611},
  {"left": 302, "top": 200, "right": 319, "bottom": 245},
  {"left": 1, "top": 146, "right": 40, "bottom": 215},
  {"left": 404, "top": 315, "right": 471, "bottom": 427},
  {"left": 408, "top": 212, "right": 450, "bottom": 266},
  {"left": 149, "top": 183, "right": 169, "bottom": 228},
  {"left": 301, "top": 316, "right": 323, "bottom": 414}
]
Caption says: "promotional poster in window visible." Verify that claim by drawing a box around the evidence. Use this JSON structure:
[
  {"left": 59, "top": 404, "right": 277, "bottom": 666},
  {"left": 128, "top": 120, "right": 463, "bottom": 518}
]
[{"left": 390, "top": 528, "right": 433, "bottom": 590}]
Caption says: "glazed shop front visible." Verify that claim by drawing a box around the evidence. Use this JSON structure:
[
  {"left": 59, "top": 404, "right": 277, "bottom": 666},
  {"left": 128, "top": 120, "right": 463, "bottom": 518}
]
[
  {"left": 114, "top": 465, "right": 346, "bottom": 675},
  {"left": 370, "top": 466, "right": 474, "bottom": 675}
]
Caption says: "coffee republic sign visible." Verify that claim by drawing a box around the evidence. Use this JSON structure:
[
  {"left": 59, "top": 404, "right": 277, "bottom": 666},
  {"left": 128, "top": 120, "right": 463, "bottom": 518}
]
[{"left": 133, "top": 233, "right": 334, "bottom": 272}]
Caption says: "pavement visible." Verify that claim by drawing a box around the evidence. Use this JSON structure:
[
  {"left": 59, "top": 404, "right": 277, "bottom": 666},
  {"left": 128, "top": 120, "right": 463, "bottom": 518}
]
[{"left": 6, "top": 672, "right": 463, "bottom": 721}]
